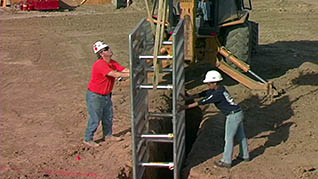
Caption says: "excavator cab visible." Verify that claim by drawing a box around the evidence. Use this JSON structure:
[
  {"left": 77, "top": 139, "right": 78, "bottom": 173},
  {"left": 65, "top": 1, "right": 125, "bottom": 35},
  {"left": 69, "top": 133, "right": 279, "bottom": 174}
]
[
  {"left": 154, "top": 0, "right": 257, "bottom": 65},
  {"left": 196, "top": 0, "right": 252, "bottom": 36}
]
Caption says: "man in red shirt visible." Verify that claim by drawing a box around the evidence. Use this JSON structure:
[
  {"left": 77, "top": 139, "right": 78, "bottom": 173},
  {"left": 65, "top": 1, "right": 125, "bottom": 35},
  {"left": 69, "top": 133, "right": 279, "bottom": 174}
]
[{"left": 84, "top": 41, "right": 130, "bottom": 147}]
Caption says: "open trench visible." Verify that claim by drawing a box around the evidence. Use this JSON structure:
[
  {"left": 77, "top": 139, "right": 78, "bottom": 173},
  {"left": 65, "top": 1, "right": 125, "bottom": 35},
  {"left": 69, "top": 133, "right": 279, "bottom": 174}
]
[{"left": 141, "top": 90, "right": 203, "bottom": 179}]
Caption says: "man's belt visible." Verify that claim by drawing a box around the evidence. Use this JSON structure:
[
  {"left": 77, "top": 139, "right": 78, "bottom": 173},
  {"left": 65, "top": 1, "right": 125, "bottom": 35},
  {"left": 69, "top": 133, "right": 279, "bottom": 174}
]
[
  {"left": 88, "top": 89, "right": 111, "bottom": 96},
  {"left": 228, "top": 109, "right": 241, "bottom": 115}
]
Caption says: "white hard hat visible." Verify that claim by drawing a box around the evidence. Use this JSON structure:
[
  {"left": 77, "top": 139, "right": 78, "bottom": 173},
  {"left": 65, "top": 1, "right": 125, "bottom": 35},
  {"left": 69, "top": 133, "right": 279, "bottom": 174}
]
[
  {"left": 93, "top": 41, "right": 108, "bottom": 54},
  {"left": 203, "top": 70, "right": 223, "bottom": 83}
]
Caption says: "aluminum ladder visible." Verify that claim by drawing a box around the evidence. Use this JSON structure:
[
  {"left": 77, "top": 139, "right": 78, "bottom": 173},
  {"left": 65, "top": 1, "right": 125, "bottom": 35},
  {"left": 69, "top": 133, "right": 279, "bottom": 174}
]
[{"left": 129, "top": 18, "right": 186, "bottom": 179}]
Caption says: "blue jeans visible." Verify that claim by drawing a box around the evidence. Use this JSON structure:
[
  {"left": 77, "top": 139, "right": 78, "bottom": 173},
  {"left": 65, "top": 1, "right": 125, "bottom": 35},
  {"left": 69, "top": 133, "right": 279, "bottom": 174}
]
[
  {"left": 198, "top": 0, "right": 212, "bottom": 21},
  {"left": 221, "top": 111, "right": 249, "bottom": 164},
  {"left": 84, "top": 90, "right": 113, "bottom": 142}
]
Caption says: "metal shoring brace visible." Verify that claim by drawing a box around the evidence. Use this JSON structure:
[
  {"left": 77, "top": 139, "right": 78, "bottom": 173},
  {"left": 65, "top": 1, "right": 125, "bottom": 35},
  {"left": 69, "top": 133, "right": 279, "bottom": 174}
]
[{"left": 2, "top": 0, "right": 7, "bottom": 7}]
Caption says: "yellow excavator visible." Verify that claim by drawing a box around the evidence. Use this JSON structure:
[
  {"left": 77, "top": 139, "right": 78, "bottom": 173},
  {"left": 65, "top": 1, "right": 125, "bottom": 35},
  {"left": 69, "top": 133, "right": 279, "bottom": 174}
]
[{"left": 144, "top": 0, "right": 282, "bottom": 99}]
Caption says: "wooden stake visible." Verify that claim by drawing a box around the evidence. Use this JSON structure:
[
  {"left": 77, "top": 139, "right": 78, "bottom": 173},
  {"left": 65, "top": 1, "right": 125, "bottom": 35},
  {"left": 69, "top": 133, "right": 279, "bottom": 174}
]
[{"left": 2, "top": 0, "right": 7, "bottom": 7}]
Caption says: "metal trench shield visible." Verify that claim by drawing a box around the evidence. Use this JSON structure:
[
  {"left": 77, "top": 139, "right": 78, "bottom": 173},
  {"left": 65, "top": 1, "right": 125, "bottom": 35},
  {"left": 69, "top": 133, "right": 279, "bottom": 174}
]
[
  {"left": 172, "top": 19, "right": 186, "bottom": 179},
  {"left": 129, "top": 18, "right": 185, "bottom": 179}
]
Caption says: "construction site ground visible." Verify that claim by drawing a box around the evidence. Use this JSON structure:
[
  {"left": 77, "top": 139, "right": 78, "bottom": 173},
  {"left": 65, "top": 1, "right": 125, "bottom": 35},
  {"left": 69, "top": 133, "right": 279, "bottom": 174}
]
[{"left": 1, "top": 0, "right": 318, "bottom": 178}]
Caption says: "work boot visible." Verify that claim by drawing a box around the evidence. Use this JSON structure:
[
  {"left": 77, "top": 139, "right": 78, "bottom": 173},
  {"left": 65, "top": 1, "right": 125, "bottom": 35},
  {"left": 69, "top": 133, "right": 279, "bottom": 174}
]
[
  {"left": 236, "top": 156, "right": 250, "bottom": 162},
  {"left": 214, "top": 160, "right": 231, "bottom": 168},
  {"left": 83, "top": 140, "right": 100, "bottom": 147},
  {"left": 104, "top": 136, "right": 123, "bottom": 142}
]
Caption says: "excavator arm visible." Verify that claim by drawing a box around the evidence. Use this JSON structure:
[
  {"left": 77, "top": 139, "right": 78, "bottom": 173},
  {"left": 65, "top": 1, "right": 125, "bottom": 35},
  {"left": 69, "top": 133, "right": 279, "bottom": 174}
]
[
  {"left": 216, "top": 46, "right": 281, "bottom": 100},
  {"left": 216, "top": 56, "right": 273, "bottom": 92}
]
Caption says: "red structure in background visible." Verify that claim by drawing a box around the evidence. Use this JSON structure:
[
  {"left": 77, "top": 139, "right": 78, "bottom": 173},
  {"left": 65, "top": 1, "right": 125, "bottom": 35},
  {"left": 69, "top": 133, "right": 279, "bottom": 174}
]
[
  {"left": 21, "top": 0, "right": 60, "bottom": 10},
  {"left": 33, "top": 0, "right": 59, "bottom": 10}
]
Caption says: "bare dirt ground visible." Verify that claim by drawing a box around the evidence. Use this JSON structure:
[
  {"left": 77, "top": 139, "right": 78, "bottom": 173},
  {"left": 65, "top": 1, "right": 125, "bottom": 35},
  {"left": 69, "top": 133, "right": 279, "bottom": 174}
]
[{"left": 1, "top": 0, "right": 318, "bottom": 179}]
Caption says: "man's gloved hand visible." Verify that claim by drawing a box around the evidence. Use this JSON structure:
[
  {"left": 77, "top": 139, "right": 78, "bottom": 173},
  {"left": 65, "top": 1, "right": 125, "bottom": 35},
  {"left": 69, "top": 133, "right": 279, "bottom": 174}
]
[
  {"left": 180, "top": 92, "right": 193, "bottom": 102},
  {"left": 177, "top": 104, "right": 187, "bottom": 112},
  {"left": 118, "top": 77, "right": 129, "bottom": 81}
]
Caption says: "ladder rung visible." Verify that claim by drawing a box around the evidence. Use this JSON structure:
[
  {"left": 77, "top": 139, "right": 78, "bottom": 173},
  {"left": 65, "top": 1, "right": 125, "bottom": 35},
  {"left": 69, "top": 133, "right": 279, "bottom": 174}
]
[
  {"left": 139, "top": 55, "right": 173, "bottom": 59},
  {"left": 149, "top": 112, "right": 173, "bottom": 118},
  {"left": 162, "top": 41, "right": 173, "bottom": 45},
  {"left": 145, "top": 67, "right": 173, "bottom": 72},
  {"left": 140, "top": 134, "right": 173, "bottom": 143},
  {"left": 139, "top": 162, "right": 174, "bottom": 168},
  {"left": 137, "top": 84, "right": 173, "bottom": 89},
  {"left": 141, "top": 134, "right": 173, "bottom": 138}
]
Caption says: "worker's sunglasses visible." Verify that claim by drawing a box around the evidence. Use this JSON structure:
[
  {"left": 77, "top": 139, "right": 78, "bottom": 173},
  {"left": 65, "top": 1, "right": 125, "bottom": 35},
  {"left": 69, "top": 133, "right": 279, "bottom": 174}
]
[{"left": 101, "top": 46, "right": 110, "bottom": 52}]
